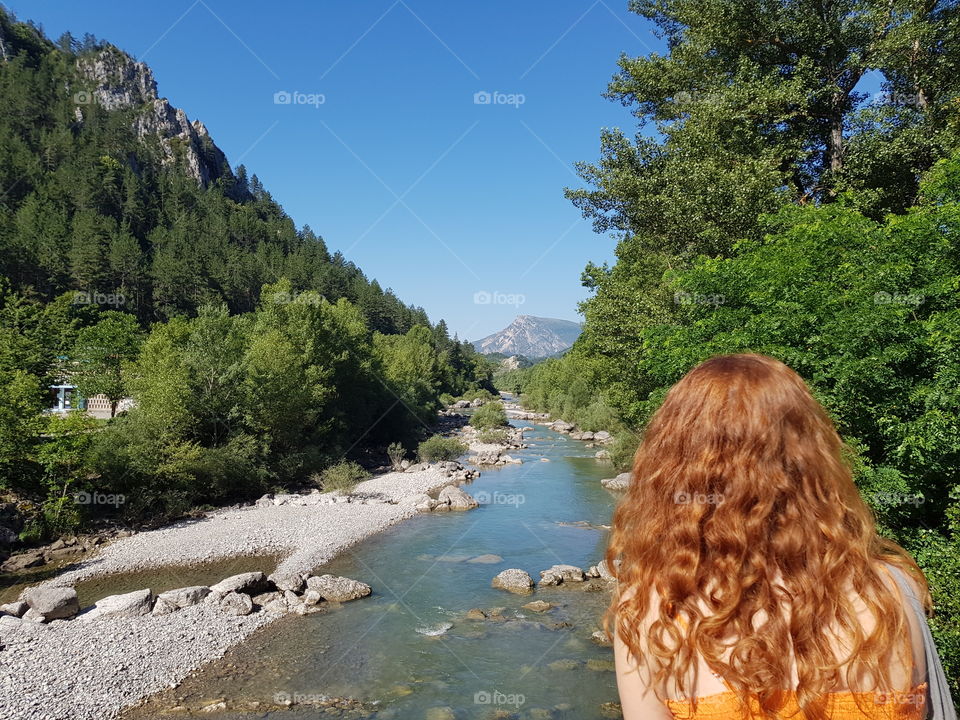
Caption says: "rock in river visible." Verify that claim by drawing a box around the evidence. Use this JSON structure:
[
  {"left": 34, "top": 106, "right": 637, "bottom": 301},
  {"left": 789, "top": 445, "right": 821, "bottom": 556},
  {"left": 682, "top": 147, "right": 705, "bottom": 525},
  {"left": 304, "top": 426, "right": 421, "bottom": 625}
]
[
  {"left": 601, "top": 472, "right": 631, "bottom": 491},
  {"left": 305, "top": 574, "right": 372, "bottom": 602},
  {"left": 210, "top": 571, "right": 269, "bottom": 595},
  {"left": 539, "top": 564, "right": 586, "bottom": 586},
  {"left": 152, "top": 586, "right": 211, "bottom": 615},
  {"left": 23, "top": 586, "right": 79, "bottom": 621},
  {"left": 436, "top": 485, "right": 479, "bottom": 510},
  {"left": 491, "top": 568, "right": 535, "bottom": 594},
  {"left": 79, "top": 589, "right": 152, "bottom": 621}
]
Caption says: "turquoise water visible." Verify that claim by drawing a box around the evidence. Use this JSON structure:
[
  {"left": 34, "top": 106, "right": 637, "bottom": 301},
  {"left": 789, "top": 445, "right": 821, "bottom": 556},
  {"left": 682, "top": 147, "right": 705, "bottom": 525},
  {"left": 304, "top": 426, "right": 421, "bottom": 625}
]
[{"left": 128, "top": 421, "right": 621, "bottom": 719}]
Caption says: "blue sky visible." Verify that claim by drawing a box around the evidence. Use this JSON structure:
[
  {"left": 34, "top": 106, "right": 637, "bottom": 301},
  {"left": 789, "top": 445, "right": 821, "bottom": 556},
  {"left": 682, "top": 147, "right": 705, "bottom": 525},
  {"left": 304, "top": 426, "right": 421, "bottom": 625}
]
[{"left": 7, "top": 0, "right": 665, "bottom": 340}]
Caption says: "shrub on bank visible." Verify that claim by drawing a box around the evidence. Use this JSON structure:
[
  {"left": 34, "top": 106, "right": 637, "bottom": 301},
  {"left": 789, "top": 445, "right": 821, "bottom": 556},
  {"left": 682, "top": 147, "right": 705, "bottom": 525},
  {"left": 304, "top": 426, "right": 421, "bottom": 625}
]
[
  {"left": 387, "top": 442, "right": 406, "bottom": 470},
  {"left": 417, "top": 435, "right": 467, "bottom": 462},
  {"left": 469, "top": 402, "right": 508, "bottom": 430},
  {"left": 314, "top": 461, "right": 369, "bottom": 493},
  {"left": 477, "top": 428, "right": 509, "bottom": 445}
]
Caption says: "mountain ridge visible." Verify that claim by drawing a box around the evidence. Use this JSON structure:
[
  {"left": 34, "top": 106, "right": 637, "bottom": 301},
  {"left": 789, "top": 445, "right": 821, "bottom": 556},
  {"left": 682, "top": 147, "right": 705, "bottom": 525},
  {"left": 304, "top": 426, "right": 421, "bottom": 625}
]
[{"left": 473, "top": 315, "right": 581, "bottom": 358}]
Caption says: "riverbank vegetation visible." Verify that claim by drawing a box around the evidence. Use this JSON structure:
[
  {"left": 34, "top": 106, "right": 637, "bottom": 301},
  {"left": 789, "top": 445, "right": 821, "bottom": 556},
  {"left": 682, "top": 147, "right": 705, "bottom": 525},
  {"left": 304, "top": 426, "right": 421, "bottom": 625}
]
[
  {"left": 507, "top": 0, "right": 960, "bottom": 695},
  {"left": 0, "top": 10, "right": 493, "bottom": 540}
]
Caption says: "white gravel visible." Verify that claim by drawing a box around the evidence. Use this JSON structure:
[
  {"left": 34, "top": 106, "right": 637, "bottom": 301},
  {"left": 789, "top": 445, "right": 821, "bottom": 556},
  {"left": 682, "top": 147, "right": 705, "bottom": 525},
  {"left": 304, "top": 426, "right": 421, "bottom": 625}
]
[{"left": 0, "top": 466, "right": 461, "bottom": 720}]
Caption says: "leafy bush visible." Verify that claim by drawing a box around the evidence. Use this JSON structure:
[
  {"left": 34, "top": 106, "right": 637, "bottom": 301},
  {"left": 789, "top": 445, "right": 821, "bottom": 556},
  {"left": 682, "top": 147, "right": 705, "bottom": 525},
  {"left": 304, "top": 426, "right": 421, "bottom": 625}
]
[
  {"left": 459, "top": 387, "right": 497, "bottom": 403},
  {"left": 387, "top": 441, "right": 406, "bottom": 470},
  {"left": 439, "top": 393, "right": 456, "bottom": 407},
  {"left": 477, "top": 428, "right": 509, "bottom": 445},
  {"left": 417, "top": 435, "right": 467, "bottom": 462},
  {"left": 469, "top": 401, "right": 508, "bottom": 430},
  {"left": 314, "top": 461, "right": 369, "bottom": 493}
]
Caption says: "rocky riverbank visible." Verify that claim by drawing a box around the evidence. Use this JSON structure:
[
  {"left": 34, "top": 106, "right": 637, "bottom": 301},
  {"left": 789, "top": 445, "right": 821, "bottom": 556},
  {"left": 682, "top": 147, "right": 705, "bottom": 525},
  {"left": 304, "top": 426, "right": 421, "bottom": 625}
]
[{"left": 0, "top": 462, "right": 484, "bottom": 720}]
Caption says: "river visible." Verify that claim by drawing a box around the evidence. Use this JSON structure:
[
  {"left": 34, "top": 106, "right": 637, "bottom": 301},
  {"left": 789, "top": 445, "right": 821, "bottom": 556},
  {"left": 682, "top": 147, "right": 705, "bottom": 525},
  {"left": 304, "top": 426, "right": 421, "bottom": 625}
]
[{"left": 124, "top": 418, "right": 621, "bottom": 719}]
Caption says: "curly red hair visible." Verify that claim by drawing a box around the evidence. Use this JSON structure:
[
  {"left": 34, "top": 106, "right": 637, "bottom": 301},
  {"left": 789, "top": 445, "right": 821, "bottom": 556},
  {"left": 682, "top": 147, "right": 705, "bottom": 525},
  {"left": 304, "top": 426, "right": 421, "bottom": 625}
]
[{"left": 606, "top": 353, "right": 930, "bottom": 719}]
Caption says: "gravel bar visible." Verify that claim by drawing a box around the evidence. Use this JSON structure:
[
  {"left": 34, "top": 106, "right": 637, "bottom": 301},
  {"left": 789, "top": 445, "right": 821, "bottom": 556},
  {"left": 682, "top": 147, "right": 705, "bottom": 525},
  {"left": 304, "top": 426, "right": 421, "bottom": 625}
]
[{"left": 0, "top": 465, "right": 460, "bottom": 720}]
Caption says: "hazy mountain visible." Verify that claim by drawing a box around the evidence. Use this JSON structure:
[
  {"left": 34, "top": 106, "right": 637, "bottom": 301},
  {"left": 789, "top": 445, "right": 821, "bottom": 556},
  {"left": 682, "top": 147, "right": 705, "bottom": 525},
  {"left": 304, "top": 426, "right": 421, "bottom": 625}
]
[{"left": 473, "top": 316, "right": 581, "bottom": 358}]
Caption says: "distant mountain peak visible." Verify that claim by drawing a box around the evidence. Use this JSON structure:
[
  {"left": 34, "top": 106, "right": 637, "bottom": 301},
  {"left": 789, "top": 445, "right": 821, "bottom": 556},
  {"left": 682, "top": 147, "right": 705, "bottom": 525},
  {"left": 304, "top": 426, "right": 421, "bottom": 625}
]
[{"left": 473, "top": 316, "right": 581, "bottom": 358}]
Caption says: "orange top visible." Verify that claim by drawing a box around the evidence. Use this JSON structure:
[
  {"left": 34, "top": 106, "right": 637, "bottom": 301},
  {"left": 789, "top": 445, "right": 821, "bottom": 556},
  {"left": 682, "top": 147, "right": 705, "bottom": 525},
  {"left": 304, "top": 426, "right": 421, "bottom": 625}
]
[
  {"left": 664, "top": 567, "right": 929, "bottom": 719},
  {"left": 665, "top": 684, "right": 929, "bottom": 720}
]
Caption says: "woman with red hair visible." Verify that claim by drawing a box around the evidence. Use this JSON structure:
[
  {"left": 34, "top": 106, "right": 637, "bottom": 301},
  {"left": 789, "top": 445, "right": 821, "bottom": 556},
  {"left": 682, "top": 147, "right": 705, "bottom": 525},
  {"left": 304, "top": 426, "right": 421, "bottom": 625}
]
[{"left": 609, "top": 354, "right": 952, "bottom": 720}]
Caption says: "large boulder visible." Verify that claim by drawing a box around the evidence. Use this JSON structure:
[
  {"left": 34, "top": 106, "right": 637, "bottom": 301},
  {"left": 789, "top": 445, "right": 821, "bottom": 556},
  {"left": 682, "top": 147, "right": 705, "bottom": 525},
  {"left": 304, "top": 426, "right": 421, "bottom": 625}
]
[
  {"left": 305, "top": 574, "right": 372, "bottom": 602},
  {"left": 79, "top": 589, "right": 152, "bottom": 621},
  {"left": 593, "top": 431, "right": 612, "bottom": 443},
  {"left": 152, "top": 586, "right": 211, "bottom": 615},
  {"left": 539, "top": 564, "right": 586, "bottom": 586},
  {"left": 268, "top": 570, "right": 305, "bottom": 593},
  {"left": 210, "top": 571, "right": 269, "bottom": 595},
  {"left": 491, "top": 568, "right": 535, "bottom": 594},
  {"left": 437, "top": 485, "right": 478, "bottom": 510},
  {"left": 601, "top": 473, "right": 631, "bottom": 491},
  {"left": 217, "top": 591, "right": 254, "bottom": 616},
  {"left": 23, "top": 586, "right": 79, "bottom": 620}
]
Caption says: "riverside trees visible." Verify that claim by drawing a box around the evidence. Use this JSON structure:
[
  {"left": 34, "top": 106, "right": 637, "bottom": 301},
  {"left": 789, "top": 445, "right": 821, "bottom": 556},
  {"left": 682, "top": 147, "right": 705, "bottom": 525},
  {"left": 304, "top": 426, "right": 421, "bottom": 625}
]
[{"left": 513, "top": 0, "right": 960, "bottom": 693}]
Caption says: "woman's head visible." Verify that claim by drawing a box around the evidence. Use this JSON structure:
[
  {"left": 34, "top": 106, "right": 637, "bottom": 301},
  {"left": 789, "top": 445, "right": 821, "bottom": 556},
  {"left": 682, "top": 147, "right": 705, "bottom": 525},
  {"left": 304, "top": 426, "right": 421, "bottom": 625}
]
[{"left": 607, "top": 353, "right": 927, "bottom": 717}]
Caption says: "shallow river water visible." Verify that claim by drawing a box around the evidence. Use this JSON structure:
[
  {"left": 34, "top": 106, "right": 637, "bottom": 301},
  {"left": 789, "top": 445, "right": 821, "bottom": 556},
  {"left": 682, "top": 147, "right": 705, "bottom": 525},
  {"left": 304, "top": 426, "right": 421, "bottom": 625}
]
[{"left": 125, "top": 420, "right": 622, "bottom": 719}]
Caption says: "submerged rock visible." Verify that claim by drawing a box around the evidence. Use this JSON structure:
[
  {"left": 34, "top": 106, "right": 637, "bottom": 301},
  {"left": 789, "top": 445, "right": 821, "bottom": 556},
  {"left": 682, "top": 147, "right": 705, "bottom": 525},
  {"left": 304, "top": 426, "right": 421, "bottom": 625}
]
[{"left": 522, "top": 600, "right": 554, "bottom": 613}]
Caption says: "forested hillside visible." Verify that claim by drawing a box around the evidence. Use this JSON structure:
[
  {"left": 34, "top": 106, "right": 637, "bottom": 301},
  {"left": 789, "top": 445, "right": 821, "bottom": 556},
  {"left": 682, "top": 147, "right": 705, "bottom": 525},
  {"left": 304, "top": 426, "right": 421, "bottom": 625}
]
[
  {"left": 504, "top": 0, "right": 960, "bottom": 696},
  {"left": 0, "top": 9, "right": 492, "bottom": 536}
]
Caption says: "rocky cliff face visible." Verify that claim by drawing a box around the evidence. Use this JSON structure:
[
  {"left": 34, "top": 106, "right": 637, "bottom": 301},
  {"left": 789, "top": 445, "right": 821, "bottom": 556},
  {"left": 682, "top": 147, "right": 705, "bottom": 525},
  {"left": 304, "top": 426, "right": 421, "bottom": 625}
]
[
  {"left": 75, "top": 47, "right": 232, "bottom": 187},
  {"left": 473, "top": 316, "right": 582, "bottom": 358}
]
